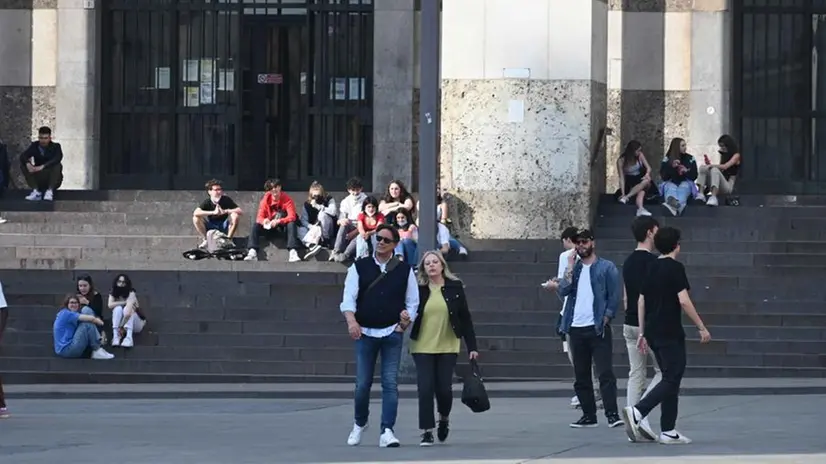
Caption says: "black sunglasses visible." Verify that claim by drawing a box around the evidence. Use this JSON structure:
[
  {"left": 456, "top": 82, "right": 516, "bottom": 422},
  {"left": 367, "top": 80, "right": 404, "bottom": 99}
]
[{"left": 375, "top": 235, "right": 396, "bottom": 244}]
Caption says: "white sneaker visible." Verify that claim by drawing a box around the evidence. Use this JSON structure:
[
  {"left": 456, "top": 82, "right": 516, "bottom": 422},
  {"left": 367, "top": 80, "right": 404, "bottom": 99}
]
[
  {"left": 459, "top": 246, "right": 468, "bottom": 256},
  {"left": 379, "top": 428, "right": 400, "bottom": 448},
  {"left": 618, "top": 196, "right": 628, "bottom": 204},
  {"left": 91, "top": 348, "right": 115, "bottom": 360},
  {"left": 347, "top": 423, "right": 367, "bottom": 446},
  {"left": 659, "top": 430, "right": 692, "bottom": 445},
  {"left": 639, "top": 417, "right": 657, "bottom": 441},
  {"left": 706, "top": 195, "right": 719, "bottom": 207},
  {"left": 121, "top": 334, "right": 134, "bottom": 348},
  {"left": 111, "top": 332, "right": 122, "bottom": 347},
  {"left": 288, "top": 249, "right": 301, "bottom": 262},
  {"left": 43, "top": 189, "right": 54, "bottom": 201},
  {"left": 25, "top": 190, "right": 42, "bottom": 201},
  {"left": 570, "top": 395, "right": 580, "bottom": 408},
  {"left": 694, "top": 192, "right": 705, "bottom": 201},
  {"left": 0, "top": 217, "right": 7, "bottom": 224},
  {"left": 303, "top": 244, "right": 322, "bottom": 260},
  {"left": 636, "top": 207, "right": 652, "bottom": 217},
  {"left": 244, "top": 249, "right": 258, "bottom": 261}
]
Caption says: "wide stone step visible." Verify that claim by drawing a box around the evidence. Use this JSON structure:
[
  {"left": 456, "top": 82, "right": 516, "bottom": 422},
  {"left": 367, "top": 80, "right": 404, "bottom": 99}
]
[
  {"left": 597, "top": 203, "right": 826, "bottom": 218},
  {"left": 594, "top": 225, "right": 826, "bottom": 241}
]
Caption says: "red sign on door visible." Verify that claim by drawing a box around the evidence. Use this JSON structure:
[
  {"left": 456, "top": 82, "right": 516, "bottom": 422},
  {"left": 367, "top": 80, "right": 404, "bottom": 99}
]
[{"left": 257, "top": 73, "right": 283, "bottom": 84}]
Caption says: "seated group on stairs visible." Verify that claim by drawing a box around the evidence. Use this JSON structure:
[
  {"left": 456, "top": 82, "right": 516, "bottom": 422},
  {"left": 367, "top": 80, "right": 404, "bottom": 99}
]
[
  {"left": 616, "top": 134, "right": 742, "bottom": 217},
  {"left": 52, "top": 273, "right": 147, "bottom": 361},
  {"left": 192, "top": 176, "right": 468, "bottom": 263}
]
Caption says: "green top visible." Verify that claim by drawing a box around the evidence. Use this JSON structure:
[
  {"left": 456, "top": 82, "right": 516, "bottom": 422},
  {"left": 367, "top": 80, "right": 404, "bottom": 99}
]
[{"left": 410, "top": 283, "right": 461, "bottom": 354}]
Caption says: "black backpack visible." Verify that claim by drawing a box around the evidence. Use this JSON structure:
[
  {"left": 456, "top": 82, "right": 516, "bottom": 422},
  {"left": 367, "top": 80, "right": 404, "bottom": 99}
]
[{"left": 183, "top": 230, "right": 246, "bottom": 261}]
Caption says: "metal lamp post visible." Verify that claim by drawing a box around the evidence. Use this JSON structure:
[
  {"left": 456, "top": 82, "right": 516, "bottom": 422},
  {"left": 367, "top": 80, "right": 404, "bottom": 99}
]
[{"left": 417, "top": 0, "right": 441, "bottom": 255}]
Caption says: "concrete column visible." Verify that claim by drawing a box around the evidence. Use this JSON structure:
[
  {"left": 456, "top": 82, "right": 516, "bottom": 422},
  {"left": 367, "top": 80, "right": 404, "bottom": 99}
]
[
  {"left": 55, "top": 0, "right": 98, "bottom": 189},
  {"left": 371, "top": 0, "right": 415, "bottom": 192},
  {"left": 690, "top": 0, "right": 732, "bottom": 163},
  {"left": 441, "top": 0, "right": 608, "bottom": 238},
  {"left": 0, "top": 2, "right": 57, "bottom": 189}
]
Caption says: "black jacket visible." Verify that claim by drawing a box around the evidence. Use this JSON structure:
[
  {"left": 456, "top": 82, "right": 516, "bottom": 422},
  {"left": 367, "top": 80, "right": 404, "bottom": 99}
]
[
  {"left": 20, "top": 141, "right": 63, "bottom": 168},
  {"left": 660, "top": 153, "right": 698, "bottom": 184},
  {"left": 410, "top": 278, "right": 478, "bottom": 352}
]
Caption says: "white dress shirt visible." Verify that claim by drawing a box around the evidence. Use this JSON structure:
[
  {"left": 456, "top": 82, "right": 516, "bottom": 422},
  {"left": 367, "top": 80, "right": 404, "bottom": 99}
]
[{"left": 339, "top": 254, "right": 420, "bottom": 337}]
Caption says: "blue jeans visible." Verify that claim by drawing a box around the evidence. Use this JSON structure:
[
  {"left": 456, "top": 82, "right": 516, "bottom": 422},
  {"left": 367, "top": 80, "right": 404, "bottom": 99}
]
[
  {"left": 448, "top": 238, "right": 463, "bottom": 252},
  {"left": 662, "top": 181, "right": 693, "bottom": 214},
  {"left": 354, "top": 331, "right": 403, "bottom": 431},
  {"left": 394, "top": 238, "right": 418, "bottom": 263},
  {"left": 57, "top": 307, "right": 101, "bottom": 358},
  {"left": 206, "top": 217, "right": 230, "bottom": 233}
]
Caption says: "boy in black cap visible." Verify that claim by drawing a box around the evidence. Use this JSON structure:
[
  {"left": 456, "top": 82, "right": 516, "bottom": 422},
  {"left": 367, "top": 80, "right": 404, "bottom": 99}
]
[{"left": 557, "top": 229, "right": 624, "bottom": 428}]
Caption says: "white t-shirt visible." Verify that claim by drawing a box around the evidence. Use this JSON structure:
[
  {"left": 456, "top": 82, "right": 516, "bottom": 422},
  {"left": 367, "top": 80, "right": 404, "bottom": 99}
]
[
  {"left": 557, "top": 249, "right": 576, "bottom": 315},
  {"left": 436, "top": 222, "right": 451, "bottom": 246},
  {"left": 571, "top": 263, "right": 596, "bottom": 327},
  {"left": 0, "top": 280, "right": 7, "bottom": 309}
]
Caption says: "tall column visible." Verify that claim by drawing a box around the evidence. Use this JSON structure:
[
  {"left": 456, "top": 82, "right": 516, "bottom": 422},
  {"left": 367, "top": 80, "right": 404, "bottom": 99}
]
[
  {"left": 0, "top": 1, "right": 57, "bottom": 189},
  {"left": 440, "top": 0, "right": 608, "bottom": 238},
  {"left": 56, "top": 0, "right": 98, "bottom": 189},
  {"left": 371, "top": 0, "right": 416, "bottom": 191}
]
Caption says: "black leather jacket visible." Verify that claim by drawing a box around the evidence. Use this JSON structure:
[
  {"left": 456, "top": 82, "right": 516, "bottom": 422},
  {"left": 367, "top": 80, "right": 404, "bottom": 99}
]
[{"left": 410, "top": 278, "right": 478, "bottom": 352}]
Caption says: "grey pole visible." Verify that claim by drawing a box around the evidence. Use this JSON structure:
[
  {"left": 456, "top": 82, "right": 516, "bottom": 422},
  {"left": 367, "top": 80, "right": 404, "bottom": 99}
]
[{"left": 417, "top": 0, "right": 440, "bottom": 255}]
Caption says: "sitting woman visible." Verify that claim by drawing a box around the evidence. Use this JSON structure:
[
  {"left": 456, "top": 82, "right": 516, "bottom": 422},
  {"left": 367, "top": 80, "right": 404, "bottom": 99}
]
[
  {"left": 298, "top": 181, "right": 338, "bottom": 259},
  {"left": 696, "top": 134, "right": 742, "bottom": 207},
  {"left": 76, "top": 274, "right": 106, "bottom": 344},
  {"left": 108, "top": 274, "right": 146, "bottom": 348},
  {"left": 356, "top": 196, "right": 385, "bottom": 259},
  {"left": 660, "top": 137, "right": 698, "bottom": 216},
  {"left": 616, "top": 140, "right": 653, "bottom": 217},
  {"left": 393, "top": 208, "right": 418, "bottom": 263},
  {"left": 410, "top": 250, "right": 478, "bottom": 446},
  {"left": 379, "top": 179, "right": 416, "bottom": 226},
  {"left": 53, "top": 294, "right": 114, "bottom": 360}
]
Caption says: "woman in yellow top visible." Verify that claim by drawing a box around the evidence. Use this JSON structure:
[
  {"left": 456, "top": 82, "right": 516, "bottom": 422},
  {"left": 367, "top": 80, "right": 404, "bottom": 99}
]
[{"left": 409, "top": 250, "right": 479, "bottom": 446}]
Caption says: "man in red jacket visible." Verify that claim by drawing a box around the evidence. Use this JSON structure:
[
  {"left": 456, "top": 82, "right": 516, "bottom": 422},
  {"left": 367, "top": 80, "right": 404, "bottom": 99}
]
[{"left": 244, "top": 178, "right": 301, "bottom": 262}]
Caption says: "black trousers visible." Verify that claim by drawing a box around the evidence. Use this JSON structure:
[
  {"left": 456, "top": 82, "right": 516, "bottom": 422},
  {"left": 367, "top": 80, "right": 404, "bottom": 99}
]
[
  {"left": 568, "top": 324, "right": 618, "bottom": 417},
  {"left": 23, "top": 162, "right": 63, "bottom": 191},
  {"left": 247, "top": 217, "right": 300, "bottom": 250},
  {"left": 634, "top": 336, "right": 686, "bottom": 432},
  {"left": 413, "top": 353, "right": 457, "bottom": 430}
]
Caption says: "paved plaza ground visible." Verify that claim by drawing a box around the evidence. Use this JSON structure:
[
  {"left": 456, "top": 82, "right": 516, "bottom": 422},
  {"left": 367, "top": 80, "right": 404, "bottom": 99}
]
[{"left": 1, "top": 395, "right": 823, "bottom": 464}]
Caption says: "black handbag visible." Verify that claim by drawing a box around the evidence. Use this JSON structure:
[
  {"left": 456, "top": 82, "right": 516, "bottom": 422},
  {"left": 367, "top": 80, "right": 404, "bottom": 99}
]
[{"left": 461, "top": 359, "right": 491, "bottom": 413}]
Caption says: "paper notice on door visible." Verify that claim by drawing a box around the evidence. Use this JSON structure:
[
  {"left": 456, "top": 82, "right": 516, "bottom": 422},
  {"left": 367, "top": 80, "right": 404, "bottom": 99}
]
[
  {"left": 218, "top": 69, "right": 234, "bottom": 91},
  {"left": 184, "top": 86, "right": 199, "bottom": 107},
  {"left": 199, "top": 82, "right": 215, "bottom": 105}
]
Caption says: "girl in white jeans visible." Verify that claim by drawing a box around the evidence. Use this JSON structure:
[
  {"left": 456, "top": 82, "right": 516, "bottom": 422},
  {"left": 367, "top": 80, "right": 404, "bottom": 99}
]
[{"left": 108, "top": 274, "right": 147, "bottom": 348}]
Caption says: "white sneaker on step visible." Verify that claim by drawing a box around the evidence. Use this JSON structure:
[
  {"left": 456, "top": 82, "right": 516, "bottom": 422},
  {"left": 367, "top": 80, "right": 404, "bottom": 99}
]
[
  {"left": 288, "top": 249, "right": 301, "bottom": 262},
  {"left": 244, "top": 249, "right": 258, "bottom": 261},
  {"left": 25, "top": 190, "right": 42, "bottom": 201},
  {"left": 111, "top": 333, "right": 122, "bottom": 346},
  {"left": 91, "top": 348, "right": 115, "bottom": 360},
  {"left": 121, "top": 334, "right": 134, "bottom": 348},
  {"left": 43, "top": 189, "right": 54, "bottom": 201}
]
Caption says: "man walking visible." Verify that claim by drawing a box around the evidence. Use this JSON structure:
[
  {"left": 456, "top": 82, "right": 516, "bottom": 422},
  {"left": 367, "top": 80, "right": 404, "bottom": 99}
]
[
  {"left": 340, "top": 224, "right": 419, "bottom": 447},
  {"left": 557, "top": 229, "right": 624, "bottom": 428},
  {"left": 622, "top": 226, "right": 711, "bottom": 444},
  {"left": 622, "top": 217, "right": 662, "bottom": 438},
  {"left": 544, "top": 226, "right": 600, "bottom": 410}
]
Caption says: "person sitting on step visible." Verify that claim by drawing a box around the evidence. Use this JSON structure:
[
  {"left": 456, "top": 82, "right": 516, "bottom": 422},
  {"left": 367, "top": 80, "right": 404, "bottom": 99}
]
[
  {"left": 393, "top": 208, "right": 418, "bottom": 263},
  {"left": 298, "top": 181, "right": 338, "bottom": 260},
  {"left": 193, "top": 179, "right": 242, "bottom": 247},
  {"left": 76, "top": 274, "right": 106, "bottom": 345},
  {"left": 379, "top": 179, "right": 416, "bottom": 226},
  {"left": 436, "top": 221, "right": 468, "bottom": 260},
  {"left": 108, "top": 274, "right": 146, "bottom": 348},
  {"left": 53, "top": 294, "right": 114, "bottom": 360},
  {"left": 660, "top": 138, "right": 698, "bottom": 217},
  {"left": 616, "top": 140, "right": 653, "bottom": 217},
  {"left": 245, "top": 178, "right": 301, "bottom": 263},
  {"left": 20, "top": 126, "right": 64, "bottom": 202},
  {"left": 331, "top": 177, "right": 367, "bottom": 262},
  {"left": 696, "top": 134, "right": 742, "bottom": 207},
  {"left": 356, "top": 196, "right": 385, "bottom": 259}
]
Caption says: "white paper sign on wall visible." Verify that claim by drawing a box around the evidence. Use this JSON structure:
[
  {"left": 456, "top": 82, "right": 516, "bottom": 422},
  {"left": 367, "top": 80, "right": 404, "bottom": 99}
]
[
  {"left": 508, "top": 100, "right": 524, "bottom": 123},
  {"left": 83, "top": 0, "right": 95, "bottom": 9}
]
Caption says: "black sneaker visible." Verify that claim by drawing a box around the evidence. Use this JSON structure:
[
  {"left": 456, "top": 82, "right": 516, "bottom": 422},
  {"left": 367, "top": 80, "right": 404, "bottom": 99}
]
[
  {"left": 420, "top": 430, "right": 434, "bottom": 447},
  {"left": 569, "top": 415, "right": 598, "bottom": 428},
  {"left": 606, "top": 413, "right": 625, "bottom": 428},
  {"left": 437, "top": 419, "right": 450, "bottom": 442}
]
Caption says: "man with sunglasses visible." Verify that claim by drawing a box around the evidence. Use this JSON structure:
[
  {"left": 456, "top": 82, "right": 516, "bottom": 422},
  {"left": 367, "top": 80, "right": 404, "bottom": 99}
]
[
  {"left": 19, "top": 126, "right": 63, "bottom": 201},
  {"left": 340, "top": 224, "right": 419, "bottom": 448},
  {"left": 557, "top": 229, "right": 624, "bottom": 429}
]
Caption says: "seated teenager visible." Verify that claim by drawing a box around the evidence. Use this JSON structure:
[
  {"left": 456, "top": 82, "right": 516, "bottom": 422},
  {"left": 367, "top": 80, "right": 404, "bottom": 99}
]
[
  {"left": 331, "top": 177, "right": 367, "bottom": 262},
  {"left": 617, "top": 140, "right": 653, "bottom": 217},
  {"left": 660, "top": 138, "right": 698, "bottom": 217},
  {"left": 53, "top": 294, "right": 114, "bottom": 359},
  {"left": 696, "top": 134, "right": 742, "bottom": 207},
  {"left": 245, "top": 178, "right": 301, "bottom": 263},
  {"left": 0, "top": 139, "right": 9, "bottom": 223},
  {"left": 437, "top": 222, "right": 468, "bottom": 259},
  {"left": 356, "top": 196, "right": 385, "bottom": 259},
  {"left": 108, "top": 274, "right": 146, "bottom": 348},
  {"left": 20, "top": 126, "right": 64, "bottom": 202},
  {"left": 192, "top": 179, "right": 242, "bottom": 246},
  {"left": 415, "top": 190, "right": 451, "bottom": 226},
  {"left": 76, "top": 274, "right": 106, "bottom": 344},
  {"left": 379, "top": 179, "right": 416, "bottom": 226},
  {"left": 298, "top": 181, "right": 338, "bottom": 260},
  {"left": 393, "top": 208, "right": 419, "bottom": 263}
]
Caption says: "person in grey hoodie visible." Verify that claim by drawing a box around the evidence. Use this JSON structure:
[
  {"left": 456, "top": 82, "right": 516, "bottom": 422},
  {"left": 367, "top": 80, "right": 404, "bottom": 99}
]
[{"left": 331, "top": 177, "right": 367, "bottom": 262}]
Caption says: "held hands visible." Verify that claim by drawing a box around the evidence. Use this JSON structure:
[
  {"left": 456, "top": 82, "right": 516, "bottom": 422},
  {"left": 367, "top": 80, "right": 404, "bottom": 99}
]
[
  {"left": 636, "top": 334, "right": 648, "bottom": 354},
  {"left": 78, "top": 296, "right": 89, "bottom": 305}
]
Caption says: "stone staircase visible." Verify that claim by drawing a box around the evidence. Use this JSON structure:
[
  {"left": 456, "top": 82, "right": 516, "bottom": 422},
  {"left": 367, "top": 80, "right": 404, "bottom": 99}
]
[{"left": 0, "top": 190, "right": 824, "bottom": 384}]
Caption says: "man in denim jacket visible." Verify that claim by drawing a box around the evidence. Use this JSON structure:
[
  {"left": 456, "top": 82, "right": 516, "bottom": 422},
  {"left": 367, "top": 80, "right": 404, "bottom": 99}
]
[{"left": 557, "top": 229, "right": 623, "bottom": 429}]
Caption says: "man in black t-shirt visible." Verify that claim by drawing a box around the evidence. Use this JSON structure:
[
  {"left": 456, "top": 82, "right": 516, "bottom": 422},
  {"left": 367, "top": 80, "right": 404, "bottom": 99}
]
[
  {"left": 622, "top": 227, "right": 711, "bottom": 445},
  {"left": 192, "top": 179, "right": 243, "bottom": 245},
  {"left": 622, "top": 216, "right": 662, "bottom": 437}
]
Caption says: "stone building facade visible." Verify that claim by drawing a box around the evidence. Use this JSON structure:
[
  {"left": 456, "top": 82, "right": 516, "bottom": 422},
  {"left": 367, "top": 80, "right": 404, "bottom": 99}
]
[{"left": 0, "top": 0, "right": 737, "bottom": 238}]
